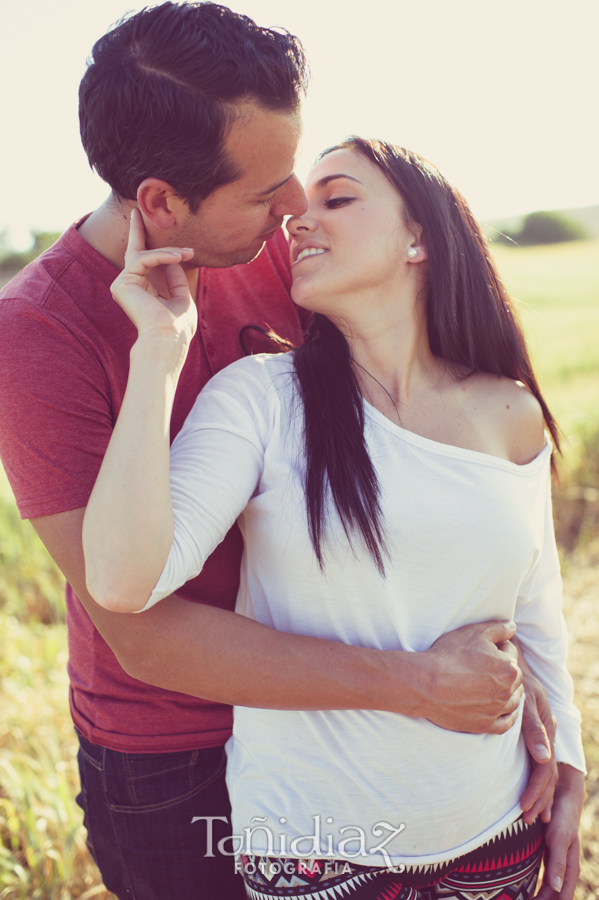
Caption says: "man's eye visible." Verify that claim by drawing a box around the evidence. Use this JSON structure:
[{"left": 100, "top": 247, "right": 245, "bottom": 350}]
[
  {"left": 257, "top": 195, "right": 275, "bottom": 206},
  {"left": 324, "top": 197, "right": 355, "bottom": 209}
]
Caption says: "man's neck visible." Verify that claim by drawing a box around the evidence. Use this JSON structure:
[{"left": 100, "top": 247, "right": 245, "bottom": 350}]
[
  {"left": 77, "top": 197, "right": 131, "bottom": 270},
  {"left": 78, "top": 196, "right": 199, "bottom": 300}
]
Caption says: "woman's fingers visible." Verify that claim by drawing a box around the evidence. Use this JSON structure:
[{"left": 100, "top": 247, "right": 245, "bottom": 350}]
[
  {"left": 521, "top": 761, "right": 558, "bottom": 822},
  {"left": 125, "top": 208, "right": 147, "bottom": 263},
  {"left": 520, "top": 672, "right": 556, "bottom": 765},
  {"left": 556, "top": 837, "right": 581, "bottom": 900},
  {"left": 535, "top": 765, "right": 585, "bottom": 899},
  {"left": 118, "top": 248, "right": 194, "bottom": 282},
  {"left": 110, "top": 235, "right": 195, "bottom": 334},
  {"left": 111, "top": 248, "right": 194, "bottom": 311},
  {"left": 121, "top": 208, "right": 193, "bottom": 286},
  {"left": 164, "top": 260, "right": 194, "bottom": 302},
  {"left": 537, "top": 834, "right": 580, "bottom": 900},
  {"left": 517, "top": 669, "right": 558, "bottom": 822},
  {"left": 539, "top": 788, "right": 555, "bottom": 824},
  {"left": 522, "top": 770, "right": 558, "bottom": 824}
]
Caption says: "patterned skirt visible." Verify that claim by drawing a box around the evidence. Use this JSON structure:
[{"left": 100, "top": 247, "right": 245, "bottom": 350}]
[{"left": 240, "top": 816, "right": 544, "bottom": 900}]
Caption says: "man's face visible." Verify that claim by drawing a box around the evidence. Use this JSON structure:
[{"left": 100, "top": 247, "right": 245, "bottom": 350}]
[{"left": 176, "top": 103, "right": 307, "bottom": 268}]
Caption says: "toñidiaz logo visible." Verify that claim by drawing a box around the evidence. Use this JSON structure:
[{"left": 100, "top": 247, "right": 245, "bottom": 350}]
[{"left": 191, "top": 815, "right": 407, "bottom": 870}]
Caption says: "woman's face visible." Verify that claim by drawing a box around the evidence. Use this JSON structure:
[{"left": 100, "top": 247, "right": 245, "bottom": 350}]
[{"left": 286, "top": 148, "right": 424, "bottom": 320}]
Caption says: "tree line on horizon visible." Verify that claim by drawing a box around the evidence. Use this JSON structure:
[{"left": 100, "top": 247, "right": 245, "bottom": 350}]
[
  {"left": 492, "top": 209, "right": 588, "bottom": 246},
  {"left": 0, "top": 208, "right": 592, "bottom": 275},
  {"left": 0, "top": 230, "right": 62, "bottom": 274}
]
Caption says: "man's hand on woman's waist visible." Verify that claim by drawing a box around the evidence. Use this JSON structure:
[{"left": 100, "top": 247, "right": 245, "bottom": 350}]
[{"left": 419, "top": 620, "right": 523, "bottom": 733}]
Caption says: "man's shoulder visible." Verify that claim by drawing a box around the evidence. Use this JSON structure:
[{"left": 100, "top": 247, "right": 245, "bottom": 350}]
[
  {"left": 0, "top": 222, "right": 118, "bottom": 318},
  {"left": 0, "top": 224, "right": 133, "bottom": 359},
  {"left": 0, "top": 248, "right": 70, "bottom": 313}
]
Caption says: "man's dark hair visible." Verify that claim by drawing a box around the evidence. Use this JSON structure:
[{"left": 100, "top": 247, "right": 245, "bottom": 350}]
[{"left": 79, "top": 2, "right": 308, "bottom": 212}]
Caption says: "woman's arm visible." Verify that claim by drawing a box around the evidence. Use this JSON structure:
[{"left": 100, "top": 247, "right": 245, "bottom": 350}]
[
  {"left": 536, "top": 764, "right": 584, "bottom": 900},
  {"left": 515, "top": 502, "right": 585, "bottom": 774},
  {"left": 82, "top": 209, "right": 197, "bottom": 610},
  {"left": 513, "top": 471, "right": 585, "bottom": 898},
  {"left": 83, "top": 333, "right": 184, "bottom": 609}
]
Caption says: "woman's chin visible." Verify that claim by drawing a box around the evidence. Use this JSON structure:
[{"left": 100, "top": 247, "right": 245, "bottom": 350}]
[
  {"left": 290, "top": 284, "right": 315, "bottom": 312},
  {"left": 291, "top": 284, "right": 342, "bottom": 319}
]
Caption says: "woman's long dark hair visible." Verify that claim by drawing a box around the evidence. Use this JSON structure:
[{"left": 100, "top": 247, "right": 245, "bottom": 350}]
[{"left": 293, "top": 137, "right": 559, "bottom": 572}]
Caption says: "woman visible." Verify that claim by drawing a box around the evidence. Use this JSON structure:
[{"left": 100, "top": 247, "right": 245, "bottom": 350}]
[{"left": 83, "top": 139, "right": 585, "bottom": 899}]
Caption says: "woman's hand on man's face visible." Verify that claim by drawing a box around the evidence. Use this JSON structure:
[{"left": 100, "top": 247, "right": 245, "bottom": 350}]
[{"left": 110, "top": 208, "right": 197, "bottom": 348}]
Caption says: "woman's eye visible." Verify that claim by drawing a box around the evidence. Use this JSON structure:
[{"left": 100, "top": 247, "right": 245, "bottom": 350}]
[{"left": 324, "top": 197, "right": 355, "bottom": 209}]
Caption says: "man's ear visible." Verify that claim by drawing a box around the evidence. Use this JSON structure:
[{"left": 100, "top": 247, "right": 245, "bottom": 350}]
[{"left": 137, "top": 178, "right": 184, "bottom": 230}]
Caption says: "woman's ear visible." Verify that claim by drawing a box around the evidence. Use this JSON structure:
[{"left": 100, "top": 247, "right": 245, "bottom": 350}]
[
  {"left": 137, "top": 178, "right": 181, "bottom": 231},
  {"left": 407, "top": 227, "right": 428, "bottom": 263}
]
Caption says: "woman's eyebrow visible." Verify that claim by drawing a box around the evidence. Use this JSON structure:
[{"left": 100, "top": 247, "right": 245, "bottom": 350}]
[{"left": 313, "top": 174, "right": 362, "bottom": 189}]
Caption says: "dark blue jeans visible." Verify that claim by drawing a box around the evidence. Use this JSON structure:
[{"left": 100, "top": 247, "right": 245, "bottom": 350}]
[{"left": 75, "top": 731, "right": 246, "bottom": 899}]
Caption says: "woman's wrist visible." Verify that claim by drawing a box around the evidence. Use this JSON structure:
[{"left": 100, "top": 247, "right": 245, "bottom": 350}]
[
  {"left": 131, "top": 327, "right": 191, "bottom": 374},
  {"left": 556, "top": 762, "right": 585, "bottom": 797}
]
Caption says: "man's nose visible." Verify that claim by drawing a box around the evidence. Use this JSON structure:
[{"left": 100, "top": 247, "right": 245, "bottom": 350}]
[{"left": 273, "top": 175, "right": 307, "bottom": 218}]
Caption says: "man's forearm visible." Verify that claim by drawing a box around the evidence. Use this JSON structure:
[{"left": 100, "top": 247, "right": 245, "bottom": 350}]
[
  {"left": 79, "top": 586, "right": 428, "bottom": 713},
  {"left": 80, "top": 589, "right": 522, "bottom": 732},
  {"left": 32, "top": 507, "right": 522, "bottom": 732}
]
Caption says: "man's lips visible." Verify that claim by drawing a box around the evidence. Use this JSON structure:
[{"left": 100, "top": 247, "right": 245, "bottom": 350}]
[{"left": 259, "top": 222, "right": 284, "bottom": 240}]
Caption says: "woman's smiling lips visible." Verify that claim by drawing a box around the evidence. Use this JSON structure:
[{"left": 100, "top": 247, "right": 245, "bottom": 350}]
[{"left": 292, "top": 244, "right": 329, "bottom": 266}]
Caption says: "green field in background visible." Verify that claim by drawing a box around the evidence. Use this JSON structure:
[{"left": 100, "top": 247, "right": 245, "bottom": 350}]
[{"left": 492, "top": 238, "right": 599, "bottom": 467}]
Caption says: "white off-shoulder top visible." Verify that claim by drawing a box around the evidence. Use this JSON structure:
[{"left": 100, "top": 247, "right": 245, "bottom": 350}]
[{"left": 147, "top": 352, "right": 584, "bottom": 867}]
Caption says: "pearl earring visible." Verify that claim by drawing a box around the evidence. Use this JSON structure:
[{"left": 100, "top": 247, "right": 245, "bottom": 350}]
[{"left": 407, "top": 248, "right": 417, "bottom": 258}]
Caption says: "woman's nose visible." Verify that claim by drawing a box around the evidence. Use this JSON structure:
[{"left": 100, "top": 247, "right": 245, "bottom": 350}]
[{"left": 286, "top": 211, "right": 316, "bottom": 236}]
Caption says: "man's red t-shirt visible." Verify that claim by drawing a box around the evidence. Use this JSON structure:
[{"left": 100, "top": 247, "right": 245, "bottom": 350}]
[{"left": 0, "top": 220, "right": 306, "bottom": 752}]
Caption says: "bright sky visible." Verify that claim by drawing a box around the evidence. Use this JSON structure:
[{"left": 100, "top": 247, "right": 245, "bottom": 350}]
[{"left": 1, "top": 0, "right": 598, "bottom": 248}]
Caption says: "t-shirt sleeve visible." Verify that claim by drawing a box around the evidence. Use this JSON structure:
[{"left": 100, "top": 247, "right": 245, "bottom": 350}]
[
  {"left": 515, "top": 468, "right": 586, "bottom": 773},
  {"left": 0, "top": 298, "right": 115, "bottom": 518},
  {"left": 142, "top": 358, "right": 279, "bottom": 610}
]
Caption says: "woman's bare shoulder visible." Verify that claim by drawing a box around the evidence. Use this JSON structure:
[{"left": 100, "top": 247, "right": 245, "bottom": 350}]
[{"left": 463, "top": 372, "right": 546, "bottom": 465}]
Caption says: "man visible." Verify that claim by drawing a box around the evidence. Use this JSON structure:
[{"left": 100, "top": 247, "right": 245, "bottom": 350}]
[{"left": 0, "top": 4, "right": 563, "bottom": 899}]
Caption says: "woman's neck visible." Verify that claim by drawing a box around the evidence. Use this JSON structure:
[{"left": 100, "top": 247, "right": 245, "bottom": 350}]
[{"left": 329, "top": 292, "right": 441, "bottom": 413}]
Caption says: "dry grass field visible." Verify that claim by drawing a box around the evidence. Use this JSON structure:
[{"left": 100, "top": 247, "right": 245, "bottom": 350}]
[
  {"left": 0, "top": 237, "right": 598, "bottom": 898},
  {"left": 563, "top": 551, "right": 599, "bottom": 897},
  {"left": 495, "top": 238, "right": 599, "bottom": 895}
]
